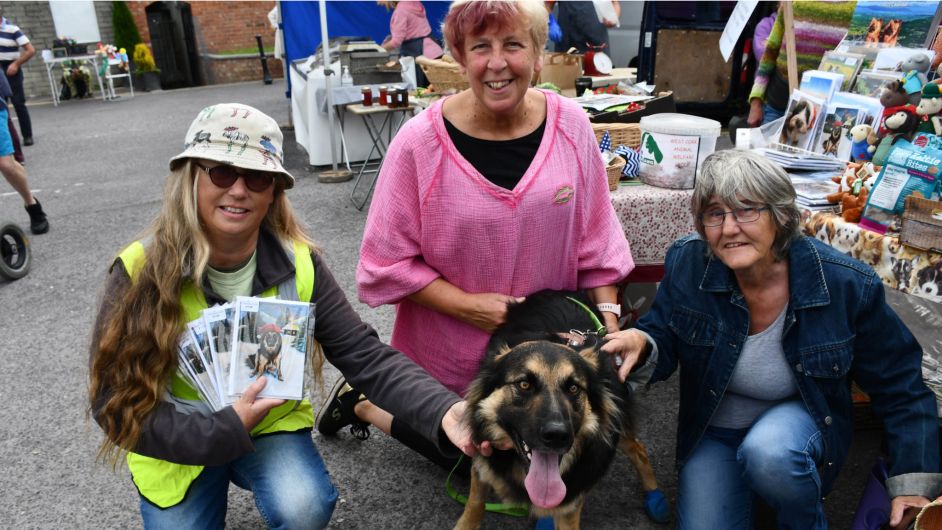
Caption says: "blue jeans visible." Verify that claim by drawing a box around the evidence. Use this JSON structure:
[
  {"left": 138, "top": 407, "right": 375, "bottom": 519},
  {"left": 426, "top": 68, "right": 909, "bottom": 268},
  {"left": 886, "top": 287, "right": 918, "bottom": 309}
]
[
  {"left": 676, "top": 401, "right": 826, "bottom": 530},
  {"left": 139, "top": 431, "right": 338, "bottom": 529},
  {"left": 762, "top": 103, "right": 785, "bottom": 126}
]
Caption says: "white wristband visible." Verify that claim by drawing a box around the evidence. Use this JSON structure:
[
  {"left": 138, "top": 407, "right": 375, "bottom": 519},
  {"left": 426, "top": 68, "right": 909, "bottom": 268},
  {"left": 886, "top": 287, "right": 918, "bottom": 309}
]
[{"left": 596, "top": 303, "right": 621, "bottom": 317}]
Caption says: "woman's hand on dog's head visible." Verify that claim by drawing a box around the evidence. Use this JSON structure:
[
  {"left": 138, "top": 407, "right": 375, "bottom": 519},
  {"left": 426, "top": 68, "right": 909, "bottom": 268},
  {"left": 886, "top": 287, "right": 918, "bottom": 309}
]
[
  {"left": 231, "top": 377, "right": 286, "bottom": 431},
  {"left": 600, "top": 329, "right": 650, "bottom": 383},
  {"left": 442, "top": 401, "right": 513, "bottom": 457}
]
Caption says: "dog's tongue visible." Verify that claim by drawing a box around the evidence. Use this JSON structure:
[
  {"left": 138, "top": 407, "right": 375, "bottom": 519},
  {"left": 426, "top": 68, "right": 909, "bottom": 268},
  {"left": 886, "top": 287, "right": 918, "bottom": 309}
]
[{"left": 524, "top": 450, "right": 566, "bottom": 508}]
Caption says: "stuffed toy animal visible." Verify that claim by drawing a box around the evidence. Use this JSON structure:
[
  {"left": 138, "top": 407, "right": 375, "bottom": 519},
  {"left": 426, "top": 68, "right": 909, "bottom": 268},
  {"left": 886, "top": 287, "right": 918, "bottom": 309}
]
[
  {"left": 917, "top": 83, "right": 942, "bottom": 135},
  {"left": 840, "top": 185, "right": 870, "bottom": 223},
  {"left": 872, "top": 106, "right": 920, "bottom": 166},
  {"left": 877, "top": 79, "right": 913, "bottom": 137},
  {"left": 826, "top": 164, "right": 862, "bottom": 204},
  {"left": 900, "top": 53, "right": 931, "bottom": 104},
  {"left": 850, "top": 124, "right": 875, "bottom": 162}
]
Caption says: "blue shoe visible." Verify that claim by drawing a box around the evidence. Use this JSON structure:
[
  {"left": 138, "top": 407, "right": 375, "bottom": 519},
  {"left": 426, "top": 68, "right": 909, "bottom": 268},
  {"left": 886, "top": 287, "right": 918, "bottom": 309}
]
[
  {"left": 643, "top": 489, "right": 670, "bottom": 523},
  {"left": 535, "top": 516, "right": 554, "bottom": 530}
]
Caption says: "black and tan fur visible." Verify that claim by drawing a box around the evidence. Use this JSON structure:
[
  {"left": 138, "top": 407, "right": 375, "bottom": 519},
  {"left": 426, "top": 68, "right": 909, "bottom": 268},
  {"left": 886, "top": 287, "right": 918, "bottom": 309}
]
[
  {"left": 252, "top": 328, "right": 284, "bottom": 380},
  {"left": 455, "top": 291, "right": 657, "bottom": 530}
]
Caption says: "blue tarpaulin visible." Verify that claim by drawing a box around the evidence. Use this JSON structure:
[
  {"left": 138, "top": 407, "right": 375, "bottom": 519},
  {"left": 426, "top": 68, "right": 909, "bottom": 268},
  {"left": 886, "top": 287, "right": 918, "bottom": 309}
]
[{"left": 280, "top": 1, "right": 449, "bottom": 96}]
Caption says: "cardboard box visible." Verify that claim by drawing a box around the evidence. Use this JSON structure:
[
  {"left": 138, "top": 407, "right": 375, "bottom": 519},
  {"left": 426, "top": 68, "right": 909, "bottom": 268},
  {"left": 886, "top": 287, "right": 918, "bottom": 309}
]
[{"left": 538, "top": 52, "right": 583, "bottom": 91}]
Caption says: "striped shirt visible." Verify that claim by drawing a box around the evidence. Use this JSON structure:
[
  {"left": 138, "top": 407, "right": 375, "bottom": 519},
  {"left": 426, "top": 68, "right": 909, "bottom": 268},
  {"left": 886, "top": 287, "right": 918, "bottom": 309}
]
[{"left": 0, "top": 18, "right": 29, "bottom": 62}]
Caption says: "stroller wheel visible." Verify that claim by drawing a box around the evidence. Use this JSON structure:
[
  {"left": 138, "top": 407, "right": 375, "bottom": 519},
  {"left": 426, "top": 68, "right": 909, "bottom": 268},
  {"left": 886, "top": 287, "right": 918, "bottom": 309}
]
[{"left": 0, "top": 222, "right": 31, "bottom": 280}]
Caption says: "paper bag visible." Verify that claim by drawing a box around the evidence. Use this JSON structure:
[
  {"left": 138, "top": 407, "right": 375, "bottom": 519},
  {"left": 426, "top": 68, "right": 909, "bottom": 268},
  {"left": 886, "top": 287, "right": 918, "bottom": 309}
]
[{"left": 538, "top": 52, "right": 583, "bottom": 90}]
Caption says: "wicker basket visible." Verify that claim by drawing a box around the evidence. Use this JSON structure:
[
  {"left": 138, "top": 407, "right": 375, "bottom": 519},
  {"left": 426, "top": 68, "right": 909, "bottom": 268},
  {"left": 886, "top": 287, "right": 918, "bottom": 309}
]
[
  {"left": 606, "top": 156, "right": 626, "bottom": 191},
  {"left": 415, "top": 55, "right": 469, "bottom": 93},
  {"left": 901, "top": 195, "right": 942, "bottom": 252},
  {"left": 592, "top": 122, "right": 643, "bottom": 149}
]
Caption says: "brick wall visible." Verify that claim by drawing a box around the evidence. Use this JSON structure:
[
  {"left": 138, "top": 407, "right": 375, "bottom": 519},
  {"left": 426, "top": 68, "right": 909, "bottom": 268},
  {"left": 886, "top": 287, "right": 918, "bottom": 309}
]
[
  {"left": 0, "top": 0, "right": 277, "bottom": 101},
  {"left": 127, "top": 1, "right": 276, "bottom": 54},
  {"left": 129, "top": 1, "right": 278, "bottom": 85},
  {"left": 202, "top": 55, "right": 284, "bottom": 86},
  {"left": 0, "top": 1, "right": 114, "bottom": 100}
]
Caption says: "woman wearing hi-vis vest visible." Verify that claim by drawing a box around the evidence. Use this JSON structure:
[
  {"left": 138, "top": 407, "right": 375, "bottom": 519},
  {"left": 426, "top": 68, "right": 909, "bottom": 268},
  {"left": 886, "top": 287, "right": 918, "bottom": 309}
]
[{"left": 88, "top": 103, "right": 478, "bottom": 529}]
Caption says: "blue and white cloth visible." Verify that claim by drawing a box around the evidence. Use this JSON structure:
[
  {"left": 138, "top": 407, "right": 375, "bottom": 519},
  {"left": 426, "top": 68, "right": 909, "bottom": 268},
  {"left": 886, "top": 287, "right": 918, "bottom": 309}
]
[{"left": 615, "top": 145, "right": 641, "bottom": 178}]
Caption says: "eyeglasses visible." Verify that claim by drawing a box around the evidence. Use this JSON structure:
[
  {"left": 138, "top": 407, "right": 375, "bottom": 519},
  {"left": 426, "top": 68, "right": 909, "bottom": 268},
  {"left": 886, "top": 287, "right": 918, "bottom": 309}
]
[
  {"left": 196, "top": 162, "right": 275, "bottom": 193},
  {"left": 700, "top": 206, "right": 770, "bottom": 227}
]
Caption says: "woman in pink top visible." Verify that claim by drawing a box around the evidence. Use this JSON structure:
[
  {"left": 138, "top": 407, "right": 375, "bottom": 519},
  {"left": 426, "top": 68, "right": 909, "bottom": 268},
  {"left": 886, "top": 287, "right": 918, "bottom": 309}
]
[
  {"left": 380, "top": 1, "right": 444, "bottom": 87},
  {"left": 318, "top": 0, "right": 633, "bottom": 474}
]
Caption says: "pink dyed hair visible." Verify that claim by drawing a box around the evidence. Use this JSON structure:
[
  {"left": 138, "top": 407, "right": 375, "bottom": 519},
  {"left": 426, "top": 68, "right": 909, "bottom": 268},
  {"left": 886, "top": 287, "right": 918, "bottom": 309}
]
[{"left": 442, "top": 0, "right": 548, "bottom": 65}]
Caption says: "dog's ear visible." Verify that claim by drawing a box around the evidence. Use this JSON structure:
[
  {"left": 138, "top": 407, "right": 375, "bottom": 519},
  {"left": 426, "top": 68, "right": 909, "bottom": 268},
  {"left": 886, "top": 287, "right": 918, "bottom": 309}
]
[
  {"left": 577, "top": 345, "right": 599, "bottom": 371},
  {"left": 492, "top": 340, "right": 513, "bottom": 362}
]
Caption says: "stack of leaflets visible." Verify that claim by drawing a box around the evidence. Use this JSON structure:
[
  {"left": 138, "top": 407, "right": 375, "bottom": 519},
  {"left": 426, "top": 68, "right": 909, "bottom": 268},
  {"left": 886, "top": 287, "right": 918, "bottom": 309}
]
[
  {"left": 755, "top": 143, "right": 848, "bottom": 172},
  {"left": 176, "top": 297, "right": 315, "bottom": 410},
  {"left": 789, "top": 170, "right": 843, "bottom": 211}
]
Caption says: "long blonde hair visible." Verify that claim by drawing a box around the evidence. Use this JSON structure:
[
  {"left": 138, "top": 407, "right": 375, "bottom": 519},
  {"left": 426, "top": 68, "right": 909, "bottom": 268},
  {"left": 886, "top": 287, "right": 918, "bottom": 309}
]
[{"left": 89, "top": 159, "right": 324, "bottom": 466}]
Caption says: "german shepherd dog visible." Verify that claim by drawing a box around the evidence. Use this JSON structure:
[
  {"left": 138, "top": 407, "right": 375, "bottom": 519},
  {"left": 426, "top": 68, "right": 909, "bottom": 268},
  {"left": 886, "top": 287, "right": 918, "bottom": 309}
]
[
  {"left": 455, "top": 290, "right": 658, "bottom": 530},
  {"left": 249, "top": 323, "right": 284, "bottom": 380}
]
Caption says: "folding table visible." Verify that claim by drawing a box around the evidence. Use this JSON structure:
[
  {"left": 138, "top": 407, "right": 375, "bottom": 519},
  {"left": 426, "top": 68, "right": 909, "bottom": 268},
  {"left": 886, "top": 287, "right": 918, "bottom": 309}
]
[{"left": 346, "top": 102, "right": 417, "bottom": 210}]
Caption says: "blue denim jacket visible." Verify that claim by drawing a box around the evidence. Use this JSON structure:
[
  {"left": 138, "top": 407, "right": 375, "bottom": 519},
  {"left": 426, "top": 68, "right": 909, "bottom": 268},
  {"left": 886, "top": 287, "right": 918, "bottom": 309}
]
[{"left": 638, "top": 234, "right": 941, "bottom": 497}]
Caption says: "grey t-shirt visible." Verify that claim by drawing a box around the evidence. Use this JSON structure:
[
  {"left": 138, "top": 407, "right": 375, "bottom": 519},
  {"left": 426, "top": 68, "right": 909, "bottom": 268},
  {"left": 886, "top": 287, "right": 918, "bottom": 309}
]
[{"left": 709, "top": 306, "right": 798, "bottom": 429}]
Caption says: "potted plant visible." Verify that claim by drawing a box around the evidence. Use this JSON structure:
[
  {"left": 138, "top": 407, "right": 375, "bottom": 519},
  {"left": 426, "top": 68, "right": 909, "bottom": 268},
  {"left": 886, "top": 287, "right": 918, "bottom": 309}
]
[{"left": 132, "top": 43, "right": 161, "bottom": 91}]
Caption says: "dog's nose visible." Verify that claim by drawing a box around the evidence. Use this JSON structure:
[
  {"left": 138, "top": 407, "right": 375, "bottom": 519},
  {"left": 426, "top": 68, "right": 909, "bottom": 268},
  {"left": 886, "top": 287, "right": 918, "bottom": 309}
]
[{"left": 540, "top": 420, "right": 572, "bottom": 450}]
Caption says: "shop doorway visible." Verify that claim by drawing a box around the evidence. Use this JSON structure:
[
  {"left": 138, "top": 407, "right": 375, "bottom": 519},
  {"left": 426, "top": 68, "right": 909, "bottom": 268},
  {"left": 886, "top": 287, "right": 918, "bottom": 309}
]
[{"left": 145, "top": 1, "right": 202, "bottom": 89}]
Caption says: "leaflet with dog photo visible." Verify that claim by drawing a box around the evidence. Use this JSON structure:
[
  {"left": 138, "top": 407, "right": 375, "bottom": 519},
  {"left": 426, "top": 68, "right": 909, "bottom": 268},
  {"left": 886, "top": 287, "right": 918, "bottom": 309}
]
[
  {"left": 776, "top": 90, "right": 826, "bottom": 151},
  {"left": 815, "top": 104, "right": 865, "bottom": 160},
  {"left": 203, "top": 303, "right": 237, "bottom": 406},
  {"left": 841, "top": 2, "right": 942, "bottom": 50},
  {"left": 187, "top": 317, "right": 221, "bottom": 403},
  {"left": 229, "top": 296, "right": 314, "bottom": 400},
  {"left": 177, "top": 331, "right": 223, "bottom": 411}
]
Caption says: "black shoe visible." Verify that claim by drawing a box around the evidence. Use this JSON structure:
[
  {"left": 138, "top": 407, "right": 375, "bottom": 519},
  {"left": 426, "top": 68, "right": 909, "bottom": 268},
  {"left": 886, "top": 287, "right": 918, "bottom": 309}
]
[
  {"left": 316, "top": 377, "right": 370, "bottom": 440},
  {"left": 22, "top": 137, "right": 33, "bottom": 146},
  {"left": 25, "top": 199, "right": 48, "bottom": 234}
]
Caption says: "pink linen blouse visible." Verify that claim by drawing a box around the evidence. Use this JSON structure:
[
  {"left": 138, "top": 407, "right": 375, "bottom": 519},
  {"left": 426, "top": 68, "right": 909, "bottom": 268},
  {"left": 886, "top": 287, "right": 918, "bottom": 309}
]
[{"left": 356, "top": 91, "right": 633, "bottom": 395}]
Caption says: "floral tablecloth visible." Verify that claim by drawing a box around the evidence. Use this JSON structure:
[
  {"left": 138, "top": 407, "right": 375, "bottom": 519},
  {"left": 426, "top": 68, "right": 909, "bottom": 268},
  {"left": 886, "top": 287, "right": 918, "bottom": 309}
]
[
  {"left": 610, "top": 183, "right": 695, "bottom": 267},
  {"left": 803, "top": 212, "right": 942, "bottom": 304}
]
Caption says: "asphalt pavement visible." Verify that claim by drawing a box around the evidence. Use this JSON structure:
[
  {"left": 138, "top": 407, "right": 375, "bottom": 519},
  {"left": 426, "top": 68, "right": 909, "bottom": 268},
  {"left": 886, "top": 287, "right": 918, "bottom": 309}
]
[{"left": 0, "top": 80, "right": 883, "bottom": 529}]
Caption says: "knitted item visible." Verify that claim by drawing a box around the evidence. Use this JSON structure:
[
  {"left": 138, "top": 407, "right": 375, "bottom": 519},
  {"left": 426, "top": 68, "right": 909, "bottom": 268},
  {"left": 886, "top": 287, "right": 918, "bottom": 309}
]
[{"left": 749, "top": 1, "right": 856, "bottom": 105}]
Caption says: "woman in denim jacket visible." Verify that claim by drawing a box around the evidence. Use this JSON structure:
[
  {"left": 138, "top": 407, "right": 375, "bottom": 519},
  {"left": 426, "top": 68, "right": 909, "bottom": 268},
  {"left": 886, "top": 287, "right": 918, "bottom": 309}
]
[{"left": 604, "top": 149, "right": 941, "bottom": 530}]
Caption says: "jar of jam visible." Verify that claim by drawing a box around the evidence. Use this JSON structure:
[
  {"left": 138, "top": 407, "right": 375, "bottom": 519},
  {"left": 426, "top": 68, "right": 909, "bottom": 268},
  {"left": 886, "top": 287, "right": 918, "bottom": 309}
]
[
  {"left": 400, "top": 88, "right": 409, "bottom": 108},
  {"left": 388, "top": 87, "right": 399, "bottom": 108},
  {"left": 361, "top": 87, "right": 373, "bottom": 106},
  {"left": 378, "top": 86, "right": 388, "bottom": 106}
]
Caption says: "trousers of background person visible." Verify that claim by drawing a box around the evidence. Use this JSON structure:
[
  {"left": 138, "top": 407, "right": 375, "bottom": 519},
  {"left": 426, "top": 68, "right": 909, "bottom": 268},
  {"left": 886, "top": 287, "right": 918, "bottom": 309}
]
[{"left": 0, "top": 60, "right": 31, "bottom": 140}]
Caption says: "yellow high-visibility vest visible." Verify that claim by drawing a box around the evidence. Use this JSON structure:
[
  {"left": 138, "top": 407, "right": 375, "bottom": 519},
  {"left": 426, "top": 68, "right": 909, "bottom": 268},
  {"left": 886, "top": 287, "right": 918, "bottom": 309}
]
[{"left": 118, "top": 239, "right": 315, "bottom": 508}]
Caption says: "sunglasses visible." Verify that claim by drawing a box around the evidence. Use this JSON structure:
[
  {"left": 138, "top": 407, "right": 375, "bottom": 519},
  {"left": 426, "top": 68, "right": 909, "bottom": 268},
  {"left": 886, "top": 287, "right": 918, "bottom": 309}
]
[{"left": 196, "top": 162, "right": 275, "bottom": 193}]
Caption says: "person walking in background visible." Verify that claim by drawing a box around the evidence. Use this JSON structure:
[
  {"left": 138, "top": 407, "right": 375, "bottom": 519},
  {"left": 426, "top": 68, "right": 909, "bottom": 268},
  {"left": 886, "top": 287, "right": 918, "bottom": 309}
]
[
  {"left": 551, "top": 0, "right": 620, "bottom": 54},
  {"left": 0, "top": 67, "right": 45, "bottom": 234},
  {"left": 0, "top": 11, "right": 34, "bottom": 145},
  {"left": 379, "top": 1, "right": 444, "bottom": 87},
  {"left": 747, "top": 1, "right": 854, "bottom": 127}
]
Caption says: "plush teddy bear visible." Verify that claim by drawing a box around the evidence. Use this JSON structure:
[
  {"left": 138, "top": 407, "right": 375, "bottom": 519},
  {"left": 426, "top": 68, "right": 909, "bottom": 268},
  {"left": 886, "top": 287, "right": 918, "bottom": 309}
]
[
  {"left": 849, "top": 123, "right": 875, "bottom": 162},
  {"left": 840, "top": 185, "right": 869, "bottom": 223},
  {"left": 826, "top": 164, "right": 861, "bottom": 204},
  {"left": 877, "top": 79, "right": 914, "bottom": 137},
  {"left": 917, "top": 82, "right": 942, "bottom": 135}
]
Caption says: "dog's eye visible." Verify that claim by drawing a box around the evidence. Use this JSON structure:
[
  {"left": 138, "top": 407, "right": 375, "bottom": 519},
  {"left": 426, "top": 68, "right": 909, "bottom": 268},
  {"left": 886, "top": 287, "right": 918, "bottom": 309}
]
[
  {"left": 517, "top": 380, "right": 531, "bottom": 391},
  {"left": 567, "top": 384, "right": 580, "bottom": 395}
]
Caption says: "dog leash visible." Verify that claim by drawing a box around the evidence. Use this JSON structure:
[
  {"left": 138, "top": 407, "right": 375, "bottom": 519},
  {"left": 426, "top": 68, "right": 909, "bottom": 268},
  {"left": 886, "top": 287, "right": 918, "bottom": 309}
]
[
  {"left": 564, "top": 296, "right": 607, "bottom": 336},
  {"left": 445, "top": 455, "right": 529, "bottom": 517}
]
